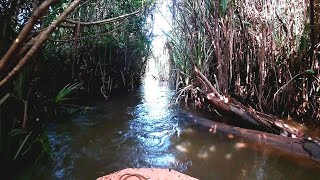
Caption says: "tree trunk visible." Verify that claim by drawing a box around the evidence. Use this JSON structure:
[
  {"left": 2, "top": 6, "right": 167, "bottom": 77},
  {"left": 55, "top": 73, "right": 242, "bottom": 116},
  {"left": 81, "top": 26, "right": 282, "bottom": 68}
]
[
  {"left": 194, "top": 67, "right": 303, "bottom": 137},
  {"left": 214, "top": 1, "right": 225, "bottom": 94},
  {"left": 309, "top": 0, "right": 315, "bottom": 66},
  {"left": 187, "top": 112, "right": 320, "bottom": 164}
]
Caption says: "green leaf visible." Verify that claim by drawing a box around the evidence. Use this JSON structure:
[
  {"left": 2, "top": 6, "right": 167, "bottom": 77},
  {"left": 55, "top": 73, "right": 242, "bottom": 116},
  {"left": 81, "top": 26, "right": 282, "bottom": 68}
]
[
  {"left": 306, "top": 69, "right": 315, "bottom": 75},
  {"left": 0, "top": 93, "right": 11, "bottom": 106},
  {"left": 40, "top": 132, "right": 53, "bottom": 159},
  {"left": 299, "top": 35, "right": 307, "bottom": 52},
  {"left": 10, "top": 129, "right": 27, "bottom": 136},
  {"left": 14, "top": 131, "right": 32, "bottom": 160},
  {"left": 220, "top": 0, "right": 229, "bottom": 15},
  {"left": 54, "top": 83, "right": 81, "bottom": 103}
]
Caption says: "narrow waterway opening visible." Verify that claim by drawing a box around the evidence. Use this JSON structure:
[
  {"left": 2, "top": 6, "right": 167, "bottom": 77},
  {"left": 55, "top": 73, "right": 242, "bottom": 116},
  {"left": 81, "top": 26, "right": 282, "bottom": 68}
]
[{"left": 145, "top": 0, "right": 172, "bottom": 81}]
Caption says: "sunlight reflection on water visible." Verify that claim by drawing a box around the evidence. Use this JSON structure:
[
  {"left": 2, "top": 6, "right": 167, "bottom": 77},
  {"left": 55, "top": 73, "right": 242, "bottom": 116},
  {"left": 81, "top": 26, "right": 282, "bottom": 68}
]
[
  {"left": 38, "top": 79, "right": 320, "bottom": 180},
  {"left": 124, "top": 77, "right": 185, "bottom": 169}
]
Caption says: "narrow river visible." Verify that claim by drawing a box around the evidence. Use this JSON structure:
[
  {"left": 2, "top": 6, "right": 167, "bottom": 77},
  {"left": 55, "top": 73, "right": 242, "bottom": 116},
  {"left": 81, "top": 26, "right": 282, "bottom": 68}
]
[{"left": 32, "top": 77, "right": 320, "bottom": 180}]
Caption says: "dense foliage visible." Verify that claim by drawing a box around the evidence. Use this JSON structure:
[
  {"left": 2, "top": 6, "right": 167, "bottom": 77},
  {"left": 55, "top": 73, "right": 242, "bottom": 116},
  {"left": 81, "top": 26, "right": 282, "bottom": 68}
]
[
  {"left": 43, "top": 0, "right": 154, "bottom": 96},
  {"left": 168, "top": 0, "right": 320, "bottom": 124},
  {"left": 0, "top": 0, "right": 154, "bottom": 177}
]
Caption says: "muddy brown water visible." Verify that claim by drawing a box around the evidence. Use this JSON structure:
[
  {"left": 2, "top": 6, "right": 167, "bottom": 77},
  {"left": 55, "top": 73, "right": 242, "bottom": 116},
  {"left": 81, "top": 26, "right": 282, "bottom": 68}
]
[{"left": 31, "top": 78, "right": 320, "bottom": 180}]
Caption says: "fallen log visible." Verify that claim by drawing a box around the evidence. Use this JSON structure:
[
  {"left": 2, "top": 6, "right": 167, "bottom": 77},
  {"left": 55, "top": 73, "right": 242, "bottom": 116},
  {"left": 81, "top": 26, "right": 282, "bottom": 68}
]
[
  {"left": 185, "top": 112, "right": 320, "bottom": 165},
  {"left": 189, "top": 67, "right": 320, "bottom": 164},
  {"left": 194, "top": 67, "right": 302, "bottom": 138}
]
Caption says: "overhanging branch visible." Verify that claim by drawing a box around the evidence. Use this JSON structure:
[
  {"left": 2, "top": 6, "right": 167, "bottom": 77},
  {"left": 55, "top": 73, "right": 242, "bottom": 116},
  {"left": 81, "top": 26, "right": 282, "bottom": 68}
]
[
  {"left": 63, "top": 8, "right": 142, "bottom": 26},
  {"left": 0, "top": 0, "right": 82, "bottom": 87},
  {"left": 0, "top": 0, "right": 59, "bottom": 71}
]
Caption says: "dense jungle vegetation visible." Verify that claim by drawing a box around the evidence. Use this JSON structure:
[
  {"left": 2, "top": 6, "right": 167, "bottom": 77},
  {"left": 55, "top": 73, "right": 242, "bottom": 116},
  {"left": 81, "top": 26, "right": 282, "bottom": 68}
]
[
  {"left": 0, "top": 0, "right": 320, "bottom": 178},
  {"left": 168, "top": 0, "right": 320, "bottom": 125},
  {"left": 0, "top": 0, "right": 155, "bottom": 178}
]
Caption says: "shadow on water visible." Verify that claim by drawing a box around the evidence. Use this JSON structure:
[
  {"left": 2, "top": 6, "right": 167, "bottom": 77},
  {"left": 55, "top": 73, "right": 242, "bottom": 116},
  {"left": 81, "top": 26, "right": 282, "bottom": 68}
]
[{"left": 32, "top": 77, "right": 320, "bottom": 180}]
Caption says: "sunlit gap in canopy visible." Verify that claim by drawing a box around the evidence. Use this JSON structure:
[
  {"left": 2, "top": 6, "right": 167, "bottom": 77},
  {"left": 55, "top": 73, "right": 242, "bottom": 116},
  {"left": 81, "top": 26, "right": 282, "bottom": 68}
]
[
  {"left": 145, "top": 0, "right": 172, "bottom": 84},
  {"left": 143, "top": 0, "right": 173, "bottom": 111}
]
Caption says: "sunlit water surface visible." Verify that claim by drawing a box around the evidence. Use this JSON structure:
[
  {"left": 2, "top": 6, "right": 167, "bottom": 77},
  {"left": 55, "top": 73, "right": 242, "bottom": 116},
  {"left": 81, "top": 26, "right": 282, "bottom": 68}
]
[{"left": 32, "top": 77, "right": 320, "bottom": 180}]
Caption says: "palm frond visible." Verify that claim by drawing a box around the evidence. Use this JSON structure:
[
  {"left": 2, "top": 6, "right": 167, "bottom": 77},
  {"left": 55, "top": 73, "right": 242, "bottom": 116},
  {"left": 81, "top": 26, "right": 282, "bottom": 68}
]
[{"left": 54, "top": 83, "right": 81, "bottom": 103}]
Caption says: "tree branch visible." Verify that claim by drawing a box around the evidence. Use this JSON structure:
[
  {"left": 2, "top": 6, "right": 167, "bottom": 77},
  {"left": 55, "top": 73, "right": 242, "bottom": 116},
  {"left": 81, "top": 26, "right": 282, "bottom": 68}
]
[
  {"left": 63, "top": 8, "right": 142, "bottom": 26},
  {"left": 0, "top": 0, "right": 82, "bottom": 87},
  {"left": 0, "top": 0, "right": 59, "bottom": 71}
]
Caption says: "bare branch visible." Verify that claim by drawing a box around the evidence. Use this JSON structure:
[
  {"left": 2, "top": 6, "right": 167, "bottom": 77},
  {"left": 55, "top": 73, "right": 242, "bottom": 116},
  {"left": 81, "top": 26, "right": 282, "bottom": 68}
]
[
  {"left": 0, "top": 0, "right": 59, "bottom": 71},
  {"left": 0, "top": 0, "right": 82, "bottom": 87},
  {"left": 63, "top": 8, "right": 142, "bottom": 26}
]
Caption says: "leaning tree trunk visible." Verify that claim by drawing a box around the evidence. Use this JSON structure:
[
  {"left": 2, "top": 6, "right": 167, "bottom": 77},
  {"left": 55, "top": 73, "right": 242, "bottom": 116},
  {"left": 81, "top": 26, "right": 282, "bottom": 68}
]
[
  {"left": 0, "top": 0, "right": 82, "bottom": 87},
  {"left": 194, "top": 67, "right": 304, "bottom": 137},
  {"left": 0, "top": 0, "right": 59, "bottom": 71},
  {"left": 193, "top": 66, "right": 320, "bottom": 163}
]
